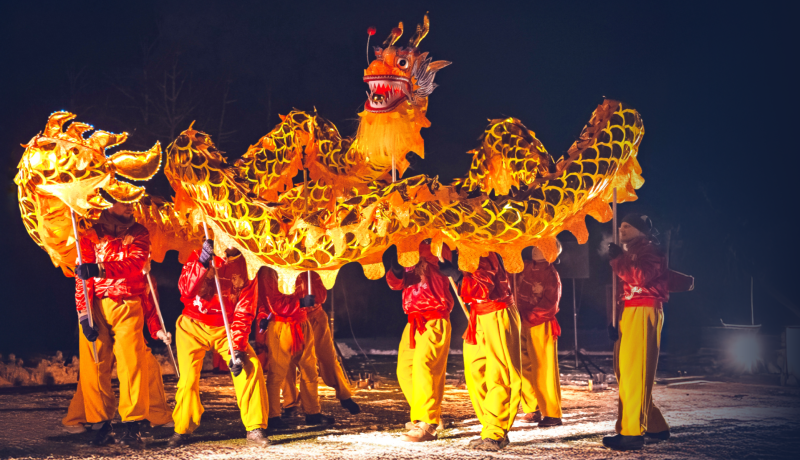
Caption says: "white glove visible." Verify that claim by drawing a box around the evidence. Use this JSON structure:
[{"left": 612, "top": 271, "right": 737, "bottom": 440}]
[{"left": 156, "top": 330, "right": 172, "bottom": 345}]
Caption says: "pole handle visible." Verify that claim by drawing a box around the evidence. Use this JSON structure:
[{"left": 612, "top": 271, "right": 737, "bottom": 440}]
[
  {"left": 202, "top": 220, "right": 237, "bottom": 360},
  {"left": 146, "top": 272, "right": 180, "bottom": 377},
  {"left": 70, "top": 210, "right": 98, "bottom": 364},
  {"left": 611, "top": 188, "right": 618, "bottom": 328}
]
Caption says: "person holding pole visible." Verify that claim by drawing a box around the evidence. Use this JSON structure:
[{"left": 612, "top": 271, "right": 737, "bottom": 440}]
[
  {"left": 62, "top": 279, "right": 173, "bottom": 433},
  {"left": 384, "top": 241, "right": 454, "bottom": 442},
  {"left": 281, "top": 271, "right": 361, "bottom": 417},
  {"left": 603, "top": 213, "right": 670, "bottom": 451},
  {"left": 72, "top": 199, "right": 152, "bottom": 448},
  {"left": 439, "top": 252, "right": 521, "bottom": 451},
  {"left": 167, "top": 240, "right": 270, "bottom": 447},
  {"left": 513, "top": 245, "right": 563, "bottom": 428},
  {"left": 256, "top": 267, "right": 334, "bottom": 430}
]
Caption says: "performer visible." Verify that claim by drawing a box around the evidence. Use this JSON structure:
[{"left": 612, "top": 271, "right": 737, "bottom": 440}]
[
  {"left": 73, "top": 199, "right": 153, "bottom": 448},
  {"left": 513, "top": 246, "right": 563, "bottom": 427},
  {"left": 385, "top": 241, "right": 454, "bottom": 442},
  {"left": 603, "top": 213, "right": 670, "bottom": 451},
  {"left": 168, "top": 240, "right": 270, "bottom": 447},
  {"left": 62, "top": 279, "right": 172, "bottom": 434},
  {"left": 439, "top": 252, "right": 521, "bottom": 451},
  {"left": 257, "top": 267, "right": 334, "bottom": 429},
  {"left": 280, "top": 271, "right": 361, "bottom": 417}
]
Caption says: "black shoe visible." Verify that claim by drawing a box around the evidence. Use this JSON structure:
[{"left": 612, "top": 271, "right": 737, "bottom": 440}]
[
  {"left": 645, "top": 430, "right": 671, "bottom": 442},
  {"left": 246, "top": 428, "right": 271, "bottom": 446},
  {"left": 538, "top": 417, "right": 563, "bottom": 427},
  {"left": 305, "top": 413, "right": 334, "bottom": 426},
  {"left": 267, "top": 416, "right": 288, "bottom": 432},
  {"left": 282, "top": 406, "right": 299, "bottom": 418},
  {"left": 88, "top": 421, "right": 114, "bottom": 446},
  {"left": 468, "top": 437, "right": 483, "bottom": 448},
  {"left": 471, "top": 436, "right": 510, "bottom": 451},
  {"left": 167, "top": 432, "right": 191, "bottom": 448},
  {"left": 340, "top": 398, "right": 361, "bottom": 415},
  {"left": 603, "top": 434, "right": 644, "bottom": 451},
  {"left": 118, "top": 421, "right": 145, "bottom": 449}
]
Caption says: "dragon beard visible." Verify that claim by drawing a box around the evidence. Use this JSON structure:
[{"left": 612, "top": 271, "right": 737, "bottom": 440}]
[{"left": 353, "top": 99, "right": 431, "bottom": 181}]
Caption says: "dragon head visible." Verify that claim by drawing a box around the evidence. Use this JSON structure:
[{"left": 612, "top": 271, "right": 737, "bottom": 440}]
[
  {"left": 355, "top": 14, "right": 451, "bottom": 180},
  {"left": 364, "top": 15, "right": 450, "bottom": 113}
]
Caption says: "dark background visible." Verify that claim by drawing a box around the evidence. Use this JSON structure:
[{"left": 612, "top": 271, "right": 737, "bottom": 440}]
[{"left": 0, "top": 0, "right": 796, "bottom": 357}]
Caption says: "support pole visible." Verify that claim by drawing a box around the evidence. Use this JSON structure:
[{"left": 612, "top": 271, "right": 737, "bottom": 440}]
[
  {"left": 146, "top": 272, "right": 180, "bottom": 377},
  {"left": 202, "top": 221, "right": 236, "bottom": 359},
  {"left": 437, "top": 255, "right": 470, "bottom": 320},
  {"left": 573, "top": 278, "right": 579, "bottom": 368},
  {"left": 751, "top": 276, "right": 755, "bottom": 326},
  {"left": 70, "top": 210, "right": 98, "bottom": 364},
  {"left": 612, "top": 188, "right": 618, "bottom": 327}
]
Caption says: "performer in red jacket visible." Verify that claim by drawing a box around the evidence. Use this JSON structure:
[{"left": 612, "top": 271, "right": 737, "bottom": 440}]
[
  {"left": 73, "top": 200, "right": 154, "bottom": 448},
  {"left": 168, "top": 240, "right": 270, "bottom": 447},
  {"left": 603, "top": 213, "right": 670, "bottom": 451},
  {"left": 386, "top": 241, "right": 454, "bottom": 442},
  {"left": 62, "top": 267, "right": 172, "bottom": 433},
  {"left": 513, "top": 245, "right": 563, "bottom": 427},
  {"left": 280, "top": 271, "right": 361, "bottom": 418},
  {"left": 440, "top": 252, "right": 521, "bottom": 451},
  {"left": 255, "top": 267, "right": 334, "bottom": 429}
]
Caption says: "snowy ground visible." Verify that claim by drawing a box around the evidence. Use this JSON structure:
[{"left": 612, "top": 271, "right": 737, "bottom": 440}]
[{"left": 0, "top": 356, "right": 799, "bottom": 459}]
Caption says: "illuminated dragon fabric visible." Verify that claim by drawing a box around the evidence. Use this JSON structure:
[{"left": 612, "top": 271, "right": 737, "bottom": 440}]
[{"left": 16, "top": 15, "right": 645, "bottom": 293}]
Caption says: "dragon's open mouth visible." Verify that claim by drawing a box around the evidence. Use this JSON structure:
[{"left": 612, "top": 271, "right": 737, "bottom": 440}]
[{"left": 364, "top": 75, "right": 411, "bottom": 113}]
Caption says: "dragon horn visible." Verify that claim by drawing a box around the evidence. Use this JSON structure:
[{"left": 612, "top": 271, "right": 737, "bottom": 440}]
[
  {"left": 383, "top": 22, "right": 404, "bottom": 46},
  {"left": 409, "top": 13, "right": 430, "bottom": 48}
]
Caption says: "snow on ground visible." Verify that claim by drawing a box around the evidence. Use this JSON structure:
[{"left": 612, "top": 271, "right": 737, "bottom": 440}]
[{"left": 0, "top": 366, "right": 798, "bottom": 459}]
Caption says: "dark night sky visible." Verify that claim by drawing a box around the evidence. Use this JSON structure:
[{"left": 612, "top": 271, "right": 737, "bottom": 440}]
[{"left": 0, "top": 0, "right": 797, "bottom": 356}]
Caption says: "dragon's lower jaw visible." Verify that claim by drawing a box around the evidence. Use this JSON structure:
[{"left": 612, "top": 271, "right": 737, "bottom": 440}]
[{"left": 364, "top": 75, "right": 411, "bottom": 113}]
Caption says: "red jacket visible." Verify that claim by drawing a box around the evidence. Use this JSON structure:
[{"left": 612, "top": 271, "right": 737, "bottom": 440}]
[
  {"left": 386, "top": 243, "right": 454, "bottom": 316},
  {"left": 461, "top": 252, "right": 513, "bottom": 345},
  {"left": 177, "top": 249, "right": 255, "bottom": 350},
  {"left": 75, "top": 218, "right": 150, "bottom": 316},
  {"left": 513, "top": 260, "right": 561, "bottom": 335},
  {"left": 611, "top": 236, "right": 669, "bottom": 308},
  {"left": 253, "top": 268, "right": 327, "bottom": 353},
  {"left": 386, "top": 242, "right": 454, "bottom": 348}
]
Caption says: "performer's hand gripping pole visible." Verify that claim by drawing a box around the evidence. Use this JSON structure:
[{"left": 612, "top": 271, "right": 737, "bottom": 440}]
[
  {"left": 202, "top": 221, "right": 237, "bottom": 360},
  {"left": 612, "top": 188, "right": 618, "bottom": 327},
  {"left": 145, "top": 271, "right": 180, "bottom": 377},
  {"left": 70, "top": 210, "right": 98, "bottom": 364}
]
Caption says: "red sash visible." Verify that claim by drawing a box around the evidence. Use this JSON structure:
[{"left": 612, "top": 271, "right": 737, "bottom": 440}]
[
  {"left": 463, "top": 301, "right": 508, "bottom": 346},
  {"left": 406, "top": 310, "right": 449, "bottom": 349}
]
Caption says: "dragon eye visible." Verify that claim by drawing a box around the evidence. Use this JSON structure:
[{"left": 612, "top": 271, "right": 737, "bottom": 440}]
[{"left": 396, "top": 57, "right": 409, "bottom": 69}]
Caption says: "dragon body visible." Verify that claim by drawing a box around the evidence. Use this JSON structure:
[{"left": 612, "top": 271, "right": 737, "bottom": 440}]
[{"left": 17, "top": 15, "right": 644, "bottom": 293}]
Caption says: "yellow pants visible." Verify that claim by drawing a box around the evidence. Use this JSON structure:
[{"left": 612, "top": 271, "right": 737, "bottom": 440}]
[
  {"left": 463, "top": 308, "right": 522, "bottom": 440},
  {"left": 397, "top": 318, "right": 451, "bottom": 425},
  {"left": 63, "top": 348, "right": 171, "bottom": 426},
  {"left": 520, "top": 321, "right": 562, "bottom": 418},
  {"left": 79, "top": 296, "right": 149, "bottom": 423},
  {"left": 173, "top": 315, "right": 268, "bottom": 434},
  {"left": 267, "top": 320, "right": 320, "bottom": 418},
  {"left": 282, "top": 307, "right": 352, "bottom": 408},
  {"left": 614, "top": 307, "right": 669, "bottom": 436}
]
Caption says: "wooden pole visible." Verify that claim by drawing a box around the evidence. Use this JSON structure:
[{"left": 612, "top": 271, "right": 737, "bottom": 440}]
[
  {"left": 70, "top": 210, "right": 98, "bottom": 364},
  {"left": 202, "top": 221, "right": 236, "bottom": 359},
  {"left": 145, "top": 272, "right": 180, "bottom": 377}
]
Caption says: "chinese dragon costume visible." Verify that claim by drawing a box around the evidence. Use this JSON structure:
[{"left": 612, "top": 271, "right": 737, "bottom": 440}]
[{"left": 15, "top": 14, "right": 645, "bottom": 293}]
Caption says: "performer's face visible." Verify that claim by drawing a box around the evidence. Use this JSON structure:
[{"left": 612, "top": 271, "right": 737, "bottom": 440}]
[
  {"left": 109, "top": 201, "right": 134, "bottom": 219},
  {"left": 619, "top": 222, "right": 644, "bottom": 244}
]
